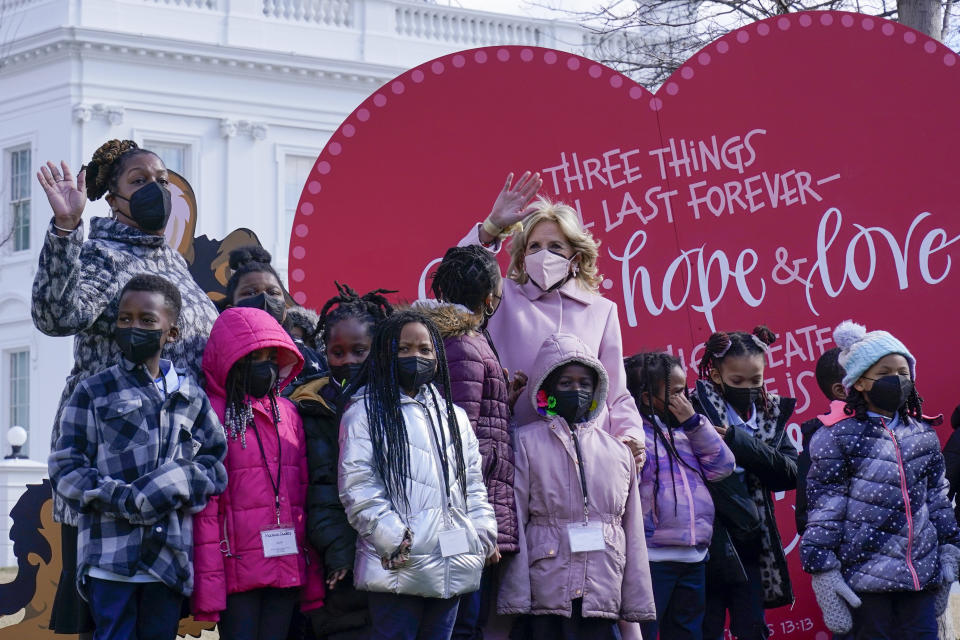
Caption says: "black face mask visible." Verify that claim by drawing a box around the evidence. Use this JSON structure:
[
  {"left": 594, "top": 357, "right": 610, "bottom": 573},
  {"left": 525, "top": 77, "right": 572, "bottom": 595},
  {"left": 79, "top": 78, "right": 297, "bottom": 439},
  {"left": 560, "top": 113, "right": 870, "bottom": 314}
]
[
  {"left": 329, "top": 362, "right": 364, "bottom": 388},
  {"left": 246, "top": 361, "right": 279, "bottom": 398},
  {"left": 724, "top": 385, "right": 762, "bottom": 416},
  {"left": 236, "top": 293, "right": 286, "bottom": 324},
  {"left": 115, "top": 327, "right": 164, "bottom": 364},
  {"left": 114, "top": 182, "right": 172, "bottom": 232},
  {"left": 397, "top": 356, "right": 436, "bottom": 393},
  {"left": 658, "top": 409, "right": 682, "bottom": 430},
  {"left": 552, "top": 389, "right": 594, "bottom": 424},
  {"left": 866, "top": 374, "right": 914, "bottom": 413}
]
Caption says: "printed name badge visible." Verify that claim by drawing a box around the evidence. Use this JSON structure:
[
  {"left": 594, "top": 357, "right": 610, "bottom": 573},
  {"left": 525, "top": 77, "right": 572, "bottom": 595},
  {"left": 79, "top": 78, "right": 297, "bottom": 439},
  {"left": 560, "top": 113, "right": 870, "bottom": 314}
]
[
  {"left": 261, "top": 527, "right": 298, "bottom": 558},
  {"left": 567, "top": 522, "right": 605, "bottom": 553},
  {"left": 438, "top": 528, "right": 470, "bottom": 557}
]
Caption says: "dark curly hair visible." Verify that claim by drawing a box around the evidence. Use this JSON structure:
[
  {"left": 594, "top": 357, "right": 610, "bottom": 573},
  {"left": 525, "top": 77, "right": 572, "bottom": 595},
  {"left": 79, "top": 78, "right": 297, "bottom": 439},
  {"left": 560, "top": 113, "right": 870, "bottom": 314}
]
[
  {"left": 120, "top": 273, "right": 182, "bottom": 323},
  {"left": 697, "top": 325, "right": 777, "bottom": 417},
  {"left": 84, "top": 139, "right": 159, "bottom": 201},
  {"left": 431, "top": 245, "right": 502, "bottom": 314},
  {"left": 223, "top": 246, "right": 284, "bottom": 308},
  {"left": 814, "top": 347, "right": 845, "bottom": 402}
]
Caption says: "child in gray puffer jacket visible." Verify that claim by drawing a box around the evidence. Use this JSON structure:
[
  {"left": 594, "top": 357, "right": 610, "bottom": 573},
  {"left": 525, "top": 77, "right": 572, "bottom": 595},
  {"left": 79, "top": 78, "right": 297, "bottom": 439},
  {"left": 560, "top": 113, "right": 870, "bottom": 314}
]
[{"left": 802, "top": 321, "right": 960, "bottom": 638}]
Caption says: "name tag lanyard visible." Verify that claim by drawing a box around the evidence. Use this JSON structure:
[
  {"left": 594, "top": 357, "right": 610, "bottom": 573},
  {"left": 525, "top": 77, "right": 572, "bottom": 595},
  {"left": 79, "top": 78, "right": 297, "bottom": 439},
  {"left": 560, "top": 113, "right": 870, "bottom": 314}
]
[
  {"left": 570, "top": 426, "right": 591, "bottom": 524},
  {"left": 250, "top": 407, "right": 284, "bottom": 526},
  {"left": 423, "top": 392, "right": 453, "bottom": 512}
]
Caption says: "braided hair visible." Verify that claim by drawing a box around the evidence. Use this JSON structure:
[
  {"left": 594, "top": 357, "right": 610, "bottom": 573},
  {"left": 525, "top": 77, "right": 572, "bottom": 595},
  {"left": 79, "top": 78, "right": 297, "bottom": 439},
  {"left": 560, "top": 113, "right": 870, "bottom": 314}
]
[
  {"left": 625, "top": 352, "right": 704, "bottom": 518},
  {"left": 85, "top": 139, "right": 159, "bottom": 201},
  {"left": 431, "top": 245, "right": 501, "bottom": 314},
  {"left": 222, "top": 354, "right": 282, "bottom": 449},
  {"left": 697, "top": 325, "right": 777, "bottom": 418},
  {"left": 316, "top": 282, "right": 394, "bottom": 347},
  {"left": 224, "top": 246, "right": 284, "bottom": 308},
  {"left": 361, "top": 310, "right": 467, "bottom": 512}
]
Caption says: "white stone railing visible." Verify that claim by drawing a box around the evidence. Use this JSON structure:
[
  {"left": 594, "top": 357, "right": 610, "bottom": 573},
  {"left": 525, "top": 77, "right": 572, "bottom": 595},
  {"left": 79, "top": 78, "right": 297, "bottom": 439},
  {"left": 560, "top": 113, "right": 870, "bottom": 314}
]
[
  {"left": 394, "top": 4, "right": 543, "bottom": 45},
  {"left": 262, "top": 0, "right": 353, "bottom": 25},
  {"left": 142, "top": 0, "right": 219, "bottom": 8}
]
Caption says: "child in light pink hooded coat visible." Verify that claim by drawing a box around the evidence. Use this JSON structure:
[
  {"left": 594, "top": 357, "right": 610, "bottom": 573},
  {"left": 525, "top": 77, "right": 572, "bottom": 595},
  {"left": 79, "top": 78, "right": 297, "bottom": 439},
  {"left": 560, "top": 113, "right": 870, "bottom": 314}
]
[{"left": 498, "top": 333, "right": 655, "bottom": 639}]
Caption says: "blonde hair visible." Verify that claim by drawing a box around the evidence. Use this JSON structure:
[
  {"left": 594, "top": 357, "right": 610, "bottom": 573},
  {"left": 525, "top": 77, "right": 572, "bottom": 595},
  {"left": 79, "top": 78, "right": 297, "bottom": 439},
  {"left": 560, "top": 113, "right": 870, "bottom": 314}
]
[{"left": 506, "top": 197, "right": 602, "bottom": 291}]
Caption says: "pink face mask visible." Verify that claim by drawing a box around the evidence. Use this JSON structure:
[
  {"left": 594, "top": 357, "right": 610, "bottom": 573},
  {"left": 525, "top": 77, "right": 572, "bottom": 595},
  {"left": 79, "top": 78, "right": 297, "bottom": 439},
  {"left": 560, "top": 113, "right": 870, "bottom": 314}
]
[{"left": 525, "top": 249, "right": 576, "bottom": 291}]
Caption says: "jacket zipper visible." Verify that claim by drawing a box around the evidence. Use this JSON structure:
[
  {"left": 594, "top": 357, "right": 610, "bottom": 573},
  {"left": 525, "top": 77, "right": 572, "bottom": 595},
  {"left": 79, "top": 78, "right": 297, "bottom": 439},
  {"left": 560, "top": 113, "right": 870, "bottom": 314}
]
[
  {"left": 417, "top": 397, "right": 453, "bottom": 598},
  {"left": 881, "top": 417, "right": 920, "bottom": 590},
  {"left": 676, "top": 462, "right": 697, "bottom": 545}
]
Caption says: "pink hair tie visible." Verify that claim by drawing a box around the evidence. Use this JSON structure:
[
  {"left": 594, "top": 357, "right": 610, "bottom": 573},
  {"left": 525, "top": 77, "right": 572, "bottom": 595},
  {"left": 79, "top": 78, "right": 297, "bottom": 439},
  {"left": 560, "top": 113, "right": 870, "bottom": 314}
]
[{"left": 712, "top": 343, "right": 731, "bottom": 358}]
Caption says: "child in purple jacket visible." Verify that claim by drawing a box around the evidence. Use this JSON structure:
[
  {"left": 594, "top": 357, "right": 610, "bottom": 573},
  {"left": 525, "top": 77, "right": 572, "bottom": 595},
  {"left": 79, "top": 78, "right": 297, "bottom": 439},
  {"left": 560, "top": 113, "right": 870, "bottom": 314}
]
[{"left": 626, "top": 351, "right": 736, "bottom": 640}]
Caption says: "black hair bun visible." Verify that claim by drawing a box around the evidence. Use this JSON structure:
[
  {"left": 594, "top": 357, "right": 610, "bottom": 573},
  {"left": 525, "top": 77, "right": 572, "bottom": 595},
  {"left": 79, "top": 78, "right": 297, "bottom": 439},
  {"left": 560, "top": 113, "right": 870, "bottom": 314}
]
[
  {"left": 228, "top": 246, "right": 273, "bottom": 271},
  {"left": 753, "top": 325, "right": 777, "bottom": 346}
]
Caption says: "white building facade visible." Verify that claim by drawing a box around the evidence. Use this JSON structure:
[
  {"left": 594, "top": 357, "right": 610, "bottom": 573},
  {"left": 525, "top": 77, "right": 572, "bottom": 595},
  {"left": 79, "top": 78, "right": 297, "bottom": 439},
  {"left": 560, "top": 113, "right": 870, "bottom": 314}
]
[{"left": 0, "top": 0, "right": 591, "bottom": 472}]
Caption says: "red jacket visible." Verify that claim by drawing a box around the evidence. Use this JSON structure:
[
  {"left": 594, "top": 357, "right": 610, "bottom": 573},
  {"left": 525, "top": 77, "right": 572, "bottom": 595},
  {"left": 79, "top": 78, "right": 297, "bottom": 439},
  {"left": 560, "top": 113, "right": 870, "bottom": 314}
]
[{"left": 192, "top": 307, "right": 323, "bottom": 621}]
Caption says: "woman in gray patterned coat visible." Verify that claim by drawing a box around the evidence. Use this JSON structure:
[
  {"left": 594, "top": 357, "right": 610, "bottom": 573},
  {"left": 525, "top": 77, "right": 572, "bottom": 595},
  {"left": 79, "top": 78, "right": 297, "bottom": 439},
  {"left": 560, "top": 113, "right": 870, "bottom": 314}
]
[{"left": 32, "top": 139, "right": 219, "bottom": 634}]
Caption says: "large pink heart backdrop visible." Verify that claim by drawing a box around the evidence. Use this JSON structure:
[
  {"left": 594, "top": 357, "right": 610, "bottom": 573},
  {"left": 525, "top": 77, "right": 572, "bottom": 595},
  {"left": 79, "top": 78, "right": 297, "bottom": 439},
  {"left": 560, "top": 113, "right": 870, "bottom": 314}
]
[{"left": 290, "top": 12, "right": 960, "bottom": 637}]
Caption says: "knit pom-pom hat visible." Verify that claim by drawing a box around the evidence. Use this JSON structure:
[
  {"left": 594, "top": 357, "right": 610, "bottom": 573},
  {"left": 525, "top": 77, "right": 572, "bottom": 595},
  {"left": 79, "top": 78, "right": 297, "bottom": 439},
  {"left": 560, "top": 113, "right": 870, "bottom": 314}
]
[{"left": 833, "top": 320, "right": 915, "bottom": 391}]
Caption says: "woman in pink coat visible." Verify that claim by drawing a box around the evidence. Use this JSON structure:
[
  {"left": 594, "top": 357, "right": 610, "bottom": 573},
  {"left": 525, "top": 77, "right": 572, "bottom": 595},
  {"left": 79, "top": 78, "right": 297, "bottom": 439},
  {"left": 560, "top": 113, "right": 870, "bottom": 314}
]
[
  {"left": 192, "top": 307, "right": 324, "bottom": 639},
  {"left": 460, "top": 173, "right": 645, "bottom": 467}
]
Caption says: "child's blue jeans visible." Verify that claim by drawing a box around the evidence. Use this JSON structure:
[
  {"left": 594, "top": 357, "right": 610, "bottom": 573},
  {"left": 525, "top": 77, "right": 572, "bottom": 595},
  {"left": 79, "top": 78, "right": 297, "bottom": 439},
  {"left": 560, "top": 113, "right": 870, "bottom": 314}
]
[
  {"left": 87, "top": 577, "right": 182, "bottom": 640},
  {"left": 641, "top": 559, "right": 707, "bottom": 640},
  {"left": 367, "top": 592, "right": 460, "bottom": 640},
  {"left": 852, "top": 590, "right": 937, "bottom": 640}
]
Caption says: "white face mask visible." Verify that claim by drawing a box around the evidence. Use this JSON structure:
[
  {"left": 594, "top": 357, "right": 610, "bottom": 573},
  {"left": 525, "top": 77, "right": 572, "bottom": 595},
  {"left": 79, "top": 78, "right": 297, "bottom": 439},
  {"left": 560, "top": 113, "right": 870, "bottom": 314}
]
[{"left": 525, "top": 249, "right": 576, "bottom": 291}]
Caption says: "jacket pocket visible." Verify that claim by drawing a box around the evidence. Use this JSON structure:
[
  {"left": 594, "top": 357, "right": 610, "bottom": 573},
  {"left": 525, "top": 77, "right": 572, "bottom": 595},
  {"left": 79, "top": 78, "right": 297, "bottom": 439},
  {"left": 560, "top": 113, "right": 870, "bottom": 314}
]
[{"left": 96, "top": 397, "right": 149, "bottom": 451}]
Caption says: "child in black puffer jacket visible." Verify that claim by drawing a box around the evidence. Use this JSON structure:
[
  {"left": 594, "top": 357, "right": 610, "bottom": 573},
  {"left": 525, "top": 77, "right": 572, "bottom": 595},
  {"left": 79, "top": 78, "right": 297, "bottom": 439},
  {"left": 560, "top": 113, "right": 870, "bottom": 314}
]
[{"left": 292, "top": 283, "right": 393, "bottom": 640}]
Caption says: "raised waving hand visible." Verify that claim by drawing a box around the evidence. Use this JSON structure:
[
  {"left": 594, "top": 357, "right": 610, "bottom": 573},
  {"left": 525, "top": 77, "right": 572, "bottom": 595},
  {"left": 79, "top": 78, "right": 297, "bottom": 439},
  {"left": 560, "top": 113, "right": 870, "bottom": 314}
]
[
  {"left": 37, "top": 161, "right": 86, "bottom": 235},
  {"left": 479, "top": 171, "right": 543, "bottom": 244}
]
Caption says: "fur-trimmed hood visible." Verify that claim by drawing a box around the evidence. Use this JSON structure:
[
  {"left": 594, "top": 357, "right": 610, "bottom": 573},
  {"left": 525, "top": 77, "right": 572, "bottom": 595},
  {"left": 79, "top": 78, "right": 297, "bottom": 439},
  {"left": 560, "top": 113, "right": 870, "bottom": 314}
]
[
  {"left": 410, "top": 299, "right": 483, "bottom": 339},
  {"left": 527, "top": 333, "right": 609, "bottom": 423}
]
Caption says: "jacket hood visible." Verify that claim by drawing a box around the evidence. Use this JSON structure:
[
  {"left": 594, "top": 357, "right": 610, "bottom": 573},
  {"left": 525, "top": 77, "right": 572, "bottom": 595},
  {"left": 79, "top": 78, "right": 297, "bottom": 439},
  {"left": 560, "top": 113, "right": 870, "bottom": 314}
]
[
  {"left": 203, "top": 307, "right": 304, "bottom": 397},
  {"left": 88, "top": 216, "right": 167, "bottom": 248},
  {"left": 527, "top": 333, "right": 608, "bottom": 422},
  {"left": 410, "top": 299, "right": 482, "bottom": 338},
  {"left": 289, "top": 376, "right": 337, "bottom": 415}
]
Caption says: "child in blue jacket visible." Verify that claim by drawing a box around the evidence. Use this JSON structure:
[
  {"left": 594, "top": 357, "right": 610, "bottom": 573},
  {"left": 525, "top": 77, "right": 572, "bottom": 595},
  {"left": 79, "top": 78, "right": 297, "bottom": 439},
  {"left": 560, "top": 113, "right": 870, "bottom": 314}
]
[{"left": 802, "top": 321, "right": 960, "bottom": 639}]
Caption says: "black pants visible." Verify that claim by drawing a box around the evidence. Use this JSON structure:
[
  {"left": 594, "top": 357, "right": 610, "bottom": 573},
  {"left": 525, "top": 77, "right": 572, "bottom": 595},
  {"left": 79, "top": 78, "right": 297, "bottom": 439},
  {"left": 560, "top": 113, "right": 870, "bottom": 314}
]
[
  {"left": 219, "top": 587, "right": 300, "bottom": 640},
  {"left": 526, "top": 599, "right": 621, "bottom": 640},
  {"left": 703, "top": 557, "right": 768, "bottom": 640},
  {"left": 87, "top": 578, "right": 182, "bottom": 640},
  {"left": 49, "top": 523, "right": 95, "bottom": 635}
]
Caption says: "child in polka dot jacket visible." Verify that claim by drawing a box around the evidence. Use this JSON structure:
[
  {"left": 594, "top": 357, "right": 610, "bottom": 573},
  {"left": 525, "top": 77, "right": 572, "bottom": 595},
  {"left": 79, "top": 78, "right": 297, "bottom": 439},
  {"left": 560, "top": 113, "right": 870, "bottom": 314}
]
[{"left": 801, "top": 321, "right": 960, "bottom": 639}]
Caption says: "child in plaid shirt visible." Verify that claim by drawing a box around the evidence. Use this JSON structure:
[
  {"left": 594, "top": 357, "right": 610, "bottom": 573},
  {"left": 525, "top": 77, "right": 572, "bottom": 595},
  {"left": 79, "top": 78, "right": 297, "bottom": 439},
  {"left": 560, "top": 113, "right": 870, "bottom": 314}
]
[{"left": 49, "top": 274, "right": 228, "bottom": 640}]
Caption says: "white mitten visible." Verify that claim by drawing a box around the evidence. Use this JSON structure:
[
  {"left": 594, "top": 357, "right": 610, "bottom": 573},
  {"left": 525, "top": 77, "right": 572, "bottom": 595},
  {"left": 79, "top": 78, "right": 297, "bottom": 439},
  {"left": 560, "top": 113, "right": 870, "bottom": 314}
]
[
  {"left": 811, "top": 569, "right": 862, "bottom": 634},
  {"left": 935, "top": 582, "right": 952, "bottom": 616},
  {"left": 940, "top": 544, "right": 960, "bottom": 584}
]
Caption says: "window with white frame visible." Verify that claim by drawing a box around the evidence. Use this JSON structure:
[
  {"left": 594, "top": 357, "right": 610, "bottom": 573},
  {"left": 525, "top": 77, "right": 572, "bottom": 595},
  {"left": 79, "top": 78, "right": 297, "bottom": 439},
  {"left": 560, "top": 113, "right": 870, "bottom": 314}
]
[
  {"left": 283, "top": 154, "right": 314, "bottom": 256},
  {"left": 7, "top": 349, "right": 29, "bottom": 455},
  {"left": 145, "top": 141, "right": 189, "bottom": 178},
  {"left": 7, "top": 146, "right": 31, "bottom": 252}
]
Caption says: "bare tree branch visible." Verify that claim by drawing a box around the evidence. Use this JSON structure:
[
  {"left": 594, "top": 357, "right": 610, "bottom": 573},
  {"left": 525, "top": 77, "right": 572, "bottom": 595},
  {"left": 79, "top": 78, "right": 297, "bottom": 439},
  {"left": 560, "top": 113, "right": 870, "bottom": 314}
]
[{"left": 538, "top": 0, "right": 959, "bottom": 88}]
